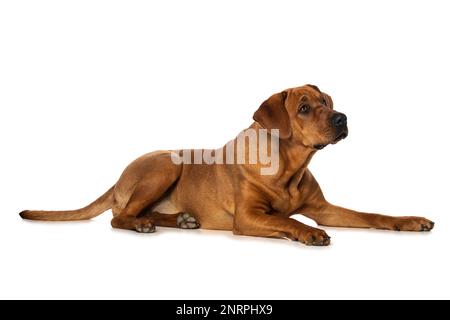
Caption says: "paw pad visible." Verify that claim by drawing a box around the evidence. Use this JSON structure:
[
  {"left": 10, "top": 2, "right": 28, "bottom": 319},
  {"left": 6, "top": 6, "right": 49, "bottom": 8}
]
[
  {"left": 135, "top": 224, "right": 155, "bottom": 233},
  {"left": 176, "top": 213, "right": 200, "bottom": 229}
]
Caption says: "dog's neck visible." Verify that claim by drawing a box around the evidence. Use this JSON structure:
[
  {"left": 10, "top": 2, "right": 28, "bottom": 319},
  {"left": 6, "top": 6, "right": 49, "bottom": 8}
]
[
  {"left": 247, "top": 122, "right": 317, "bottom": 186},
  {"left": 278, "top": 135, "right": 316, "bottom": 186}
]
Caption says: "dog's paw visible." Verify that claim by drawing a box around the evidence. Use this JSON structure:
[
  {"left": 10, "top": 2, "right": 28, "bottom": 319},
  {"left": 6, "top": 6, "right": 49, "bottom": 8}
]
[
  {"left": 297, "top": 227, "right": 331, "bottom": 246},
  {"left": 135, "top": 221, "right": 156, "bottom": 233},
  {"left": 176, "top": 212, "right": 200, "bottom": 229},
  {"left": 392, "top": 217, "right": 435, "bottom": 232}
]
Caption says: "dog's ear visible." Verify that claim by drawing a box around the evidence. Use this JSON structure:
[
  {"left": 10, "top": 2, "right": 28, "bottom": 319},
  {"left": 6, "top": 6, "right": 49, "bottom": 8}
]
[
  {"left": 253, "top": 91, "right": 292, "bottom": 139},
  {"left": 306, "top": 84, "right": 321, "bottom": 93},
  {"left": 307, "top": 84, "right": 334, "bottom": 109},
  {"left": 322, "top": 92, "right": 334, "bottom": 109}
]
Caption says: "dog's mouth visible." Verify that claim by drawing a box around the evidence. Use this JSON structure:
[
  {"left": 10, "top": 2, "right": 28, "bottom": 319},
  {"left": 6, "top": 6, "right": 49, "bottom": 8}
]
[
  {"left": 314, "top": 129, "right": 348, "bottom": 150},
  {"left": 313, "top": 144, "right": 327, "bottom": 150},
  {"left": 332, "top": 130, "right": 348, "bottom": 144}
]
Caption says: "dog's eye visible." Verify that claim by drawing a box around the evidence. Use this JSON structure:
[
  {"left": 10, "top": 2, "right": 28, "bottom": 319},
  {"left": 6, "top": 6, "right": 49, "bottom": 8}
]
[
  {"left": 298, "top": 104, "right": 310, "bottom": 114},
  {"left": 321, "top": 98, "right": 327, "bottom": 106}
]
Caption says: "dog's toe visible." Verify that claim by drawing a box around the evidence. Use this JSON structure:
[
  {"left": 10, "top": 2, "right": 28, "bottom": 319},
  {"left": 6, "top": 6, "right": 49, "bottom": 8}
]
[
  {"left": 135, "top": 223, "right": 155, "bottom": 233},
  {"left": 392, "top": 217, "right": 434, "bottom": 232},
  {"left": 301, "top": 229, "right": 331, "bottom": 246},
  {"left": 177, "top": 212, "right": 200, "bottom": 229},
  {"left": 421, "top": 221, "right": 434, "bottom": 231}
]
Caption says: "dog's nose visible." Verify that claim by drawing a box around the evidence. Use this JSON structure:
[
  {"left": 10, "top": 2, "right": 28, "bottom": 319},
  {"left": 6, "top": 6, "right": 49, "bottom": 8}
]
[{"left": 331, "top": 113, "right": 347, "bottom": 128}]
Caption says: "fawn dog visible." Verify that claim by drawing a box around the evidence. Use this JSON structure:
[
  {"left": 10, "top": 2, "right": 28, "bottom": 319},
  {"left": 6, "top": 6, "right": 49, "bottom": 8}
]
[{"left": 20, "top": 85, "right": 434, "bottom": 245}]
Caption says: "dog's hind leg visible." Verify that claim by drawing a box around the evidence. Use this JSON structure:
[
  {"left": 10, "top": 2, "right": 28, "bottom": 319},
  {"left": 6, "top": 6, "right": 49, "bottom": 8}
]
[
  {"left": 138, "top": 211, "right": 200, "bottom": 229},
  {"left": 111, "top": 156, "right": 182, "bottom": 233}
]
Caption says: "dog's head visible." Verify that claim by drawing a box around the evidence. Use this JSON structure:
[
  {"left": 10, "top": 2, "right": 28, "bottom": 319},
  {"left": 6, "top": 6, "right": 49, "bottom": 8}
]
[{"left": 253, "top": 85, "right": 348, "bottom": 150}]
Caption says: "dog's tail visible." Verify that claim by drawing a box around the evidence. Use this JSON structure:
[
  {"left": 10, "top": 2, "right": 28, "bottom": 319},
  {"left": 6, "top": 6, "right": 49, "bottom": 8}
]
[{"left": 19, "top": 185, "right": 115, "bottom": 221}]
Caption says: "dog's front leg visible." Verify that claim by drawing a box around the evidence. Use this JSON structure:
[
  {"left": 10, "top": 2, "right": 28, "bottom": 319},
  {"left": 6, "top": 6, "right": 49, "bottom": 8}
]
[
  {"left": 302, "top": 202, "right": 434, "bottom": 232},
  {"left": 298, "top": 170, "right": 434, "bottom": 232},
  {"left": 233, "top": 202, "right": 331, "bottom": 246}
]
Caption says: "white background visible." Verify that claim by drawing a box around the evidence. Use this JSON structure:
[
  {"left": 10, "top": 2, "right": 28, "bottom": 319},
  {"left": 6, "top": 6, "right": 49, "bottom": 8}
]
[{"left": 1, "top": 0, "right": 449, "bottom": 299}]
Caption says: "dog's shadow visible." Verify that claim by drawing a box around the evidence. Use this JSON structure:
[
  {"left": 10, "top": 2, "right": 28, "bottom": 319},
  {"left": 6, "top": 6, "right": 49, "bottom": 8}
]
[
  {"left": 21, "top": 219, "right": 433, "bottom": 250},
  {"left": 126, "top": 226, "right": 336, "bottom": 250}
]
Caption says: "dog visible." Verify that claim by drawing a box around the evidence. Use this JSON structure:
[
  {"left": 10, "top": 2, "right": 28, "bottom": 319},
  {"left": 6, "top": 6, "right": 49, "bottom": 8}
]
[{"left": 20, "top": 84, "right": 434, "bottom": 245}]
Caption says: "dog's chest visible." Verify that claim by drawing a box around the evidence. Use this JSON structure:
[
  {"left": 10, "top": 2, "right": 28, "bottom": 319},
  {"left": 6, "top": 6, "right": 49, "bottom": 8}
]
[
  {"left": 270, "top": 187, "right": 303, "bottom": 214},
  {"left": 270, "top": 170, "right": 308, "bottom": 214}
]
